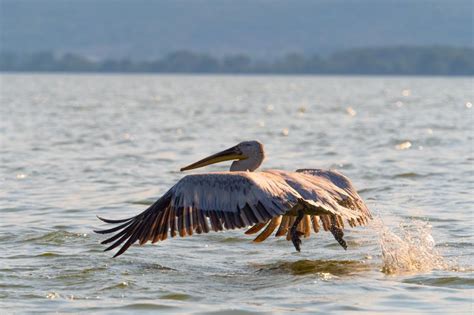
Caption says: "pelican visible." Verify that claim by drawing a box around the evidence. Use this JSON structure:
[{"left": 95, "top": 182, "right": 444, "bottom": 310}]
[{"left": 95, "top": 140, "right": 371, "bottom": 257}]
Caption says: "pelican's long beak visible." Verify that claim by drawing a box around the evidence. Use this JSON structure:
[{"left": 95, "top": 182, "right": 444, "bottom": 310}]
[{"left": 180, "top": 145, "right": 247, "bottom": 171}]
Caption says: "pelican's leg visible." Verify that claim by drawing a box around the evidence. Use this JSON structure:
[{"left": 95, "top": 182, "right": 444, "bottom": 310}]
[
  {"left": 329, "top": 215, "right": 347, "bottom": 250},
  {"left": 290, "top": 210, "right": 305, "bottom": 252}
]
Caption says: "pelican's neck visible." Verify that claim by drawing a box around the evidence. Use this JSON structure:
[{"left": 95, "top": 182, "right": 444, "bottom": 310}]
[{"left": 230, "top": 151, "right": 265, "bottom": 172}]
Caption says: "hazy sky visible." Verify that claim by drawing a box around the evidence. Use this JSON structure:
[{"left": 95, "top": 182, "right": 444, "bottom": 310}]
[{"left": 1, "top": 0, "right": 472, "bottom": 58}]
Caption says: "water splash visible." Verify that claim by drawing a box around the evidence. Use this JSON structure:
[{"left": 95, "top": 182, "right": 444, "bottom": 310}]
[{"left": 375, "top": 218, "right": 446, "bottom": 274}]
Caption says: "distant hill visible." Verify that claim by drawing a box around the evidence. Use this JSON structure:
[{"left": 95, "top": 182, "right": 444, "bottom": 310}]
[
  {"left": 2, "top": 46, "right": 473, "bottom": 75},
  {"left": 0, "top": 0, "right": 473, "bottom": 59}
]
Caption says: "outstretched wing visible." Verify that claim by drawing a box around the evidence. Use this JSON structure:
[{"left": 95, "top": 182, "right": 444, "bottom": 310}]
[
  {"left": 95, "top": 171, "right": 302, "bottom": 257},
  {"left": 246, "top": 169, "right": 371, "bottom": 242},
  {"left": 295, "top": 168, "right": 371, "bottom": 220}
]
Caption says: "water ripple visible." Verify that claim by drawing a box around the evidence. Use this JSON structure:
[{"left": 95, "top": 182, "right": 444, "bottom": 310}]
[{"left": 0, "top": 74, "right": 472, "bottom": 314}]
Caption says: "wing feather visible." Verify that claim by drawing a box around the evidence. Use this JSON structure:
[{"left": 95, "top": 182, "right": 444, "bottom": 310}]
[
  {"left": 253, "top": 216, "right": 281, "bottom": 242},
  {"left": 303, "top": 215, "right": 311, "bottom": 238},
  {"left": 275, "top": 215, "right": 290, "bottom": 236},
  {"left": 244, "top": 222, "right": 267, "bottom": 235},
  {"left": 311, "top": 215, "right": 320, "bottom": 233}
]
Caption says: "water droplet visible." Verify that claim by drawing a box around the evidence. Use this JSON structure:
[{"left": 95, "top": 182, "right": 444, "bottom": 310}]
[
  {"left": 266, "top": 104, "right": 274, "bottom": 113},
  {"left": 257, "top": 120, "right": 265, "bottom": 127},
  {"left": 426, "top": 128, "right": 433, "bottom": 135},
  {"left": 466, "top": 102, "right": 472, "bottom": 109},
  {"left": 346, "top": 106, "right": 357, "bottom": 116},
  {"left": 281, "top": 128, "right": 289, "bottom": 136},
  {"left": 402, "top": 89, "right": 411, "bottom": 97},
  {"left": 16, "top": 173, "right": 27, "bottom": 179},
  {"left": 395, "top": 141, "right": 412, "bottom": 150}
]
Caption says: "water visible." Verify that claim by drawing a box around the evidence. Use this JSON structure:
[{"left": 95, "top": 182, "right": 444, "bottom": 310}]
[{"left": 1, "top": 74, "right": 473, "bottom": 314}]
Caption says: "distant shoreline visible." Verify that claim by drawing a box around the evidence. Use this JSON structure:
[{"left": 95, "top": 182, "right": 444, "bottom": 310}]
[
  {"left": 1, "top": 71, "right": 473, "bottom": 78},
  {"left": 1, "top": 46, "right": 473, "bottom": 76}
]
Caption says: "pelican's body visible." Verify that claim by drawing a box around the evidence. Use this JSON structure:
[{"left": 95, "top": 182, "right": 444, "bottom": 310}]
[{"left": 96, "top": 141, "right": 371, "bottom": 257}]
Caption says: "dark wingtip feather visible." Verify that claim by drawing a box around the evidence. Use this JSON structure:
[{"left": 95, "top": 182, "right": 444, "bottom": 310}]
[
  {"left": 95, "top": 192, "right": 174, "bottom": 257},
  {"left": 96, "top": 215, "right": 134, "bottom": 224},
  {"left": 94, "top": 228, "right": 117, "bottom": 234},
  {"left": 112, "top": 228, "right": 141, "bottom": 258},
  {"left": 102, "top": 222, "right": 139, "bottom": 252},
  {"left": 113, "top": 251, "right": 124, "bottom": 258},
  {"left": 100, "top": 228, "right": 130, "bottom": 244},
  {"left": 94, "top": 220, "right": 133, "bottom": 235}
]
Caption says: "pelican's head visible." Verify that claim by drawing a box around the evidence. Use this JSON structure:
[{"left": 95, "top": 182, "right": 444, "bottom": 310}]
[{"left": 180, "top": 140, "right": 265, "bottom": 172}]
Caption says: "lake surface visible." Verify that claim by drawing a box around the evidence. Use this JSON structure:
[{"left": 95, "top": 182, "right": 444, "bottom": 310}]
[{"left": 1, "top": 74, "right": 472, "bottom": 314}]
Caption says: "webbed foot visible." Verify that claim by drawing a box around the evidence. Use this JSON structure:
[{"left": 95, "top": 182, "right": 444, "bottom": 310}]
[
  {"left": 291, "top": 229, "right": 304, "bottom": 252},
  {"left": 289, "top": 207, "right": 305, "bottom": 252}
]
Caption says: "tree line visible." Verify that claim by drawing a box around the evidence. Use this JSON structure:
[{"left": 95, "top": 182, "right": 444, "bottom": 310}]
[{"left": 1, "top": 46, "right": 473, "bottom": 75}]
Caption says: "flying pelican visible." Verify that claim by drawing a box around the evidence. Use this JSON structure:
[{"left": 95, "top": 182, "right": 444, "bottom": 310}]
[{"left": 95, "top": 140, "right": 371, "bottom": 257}]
